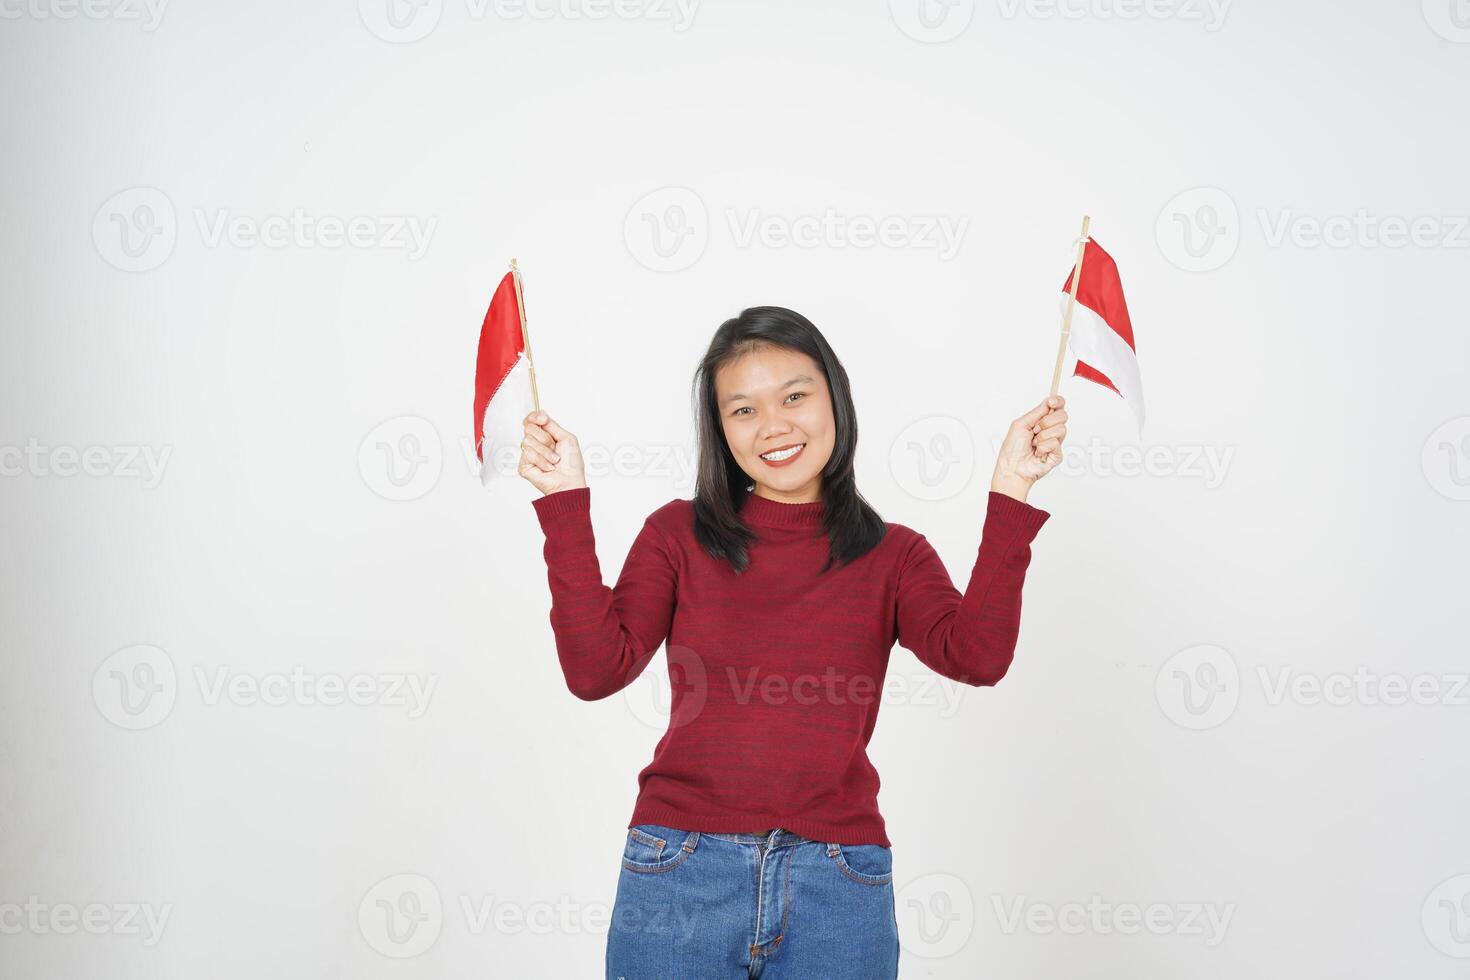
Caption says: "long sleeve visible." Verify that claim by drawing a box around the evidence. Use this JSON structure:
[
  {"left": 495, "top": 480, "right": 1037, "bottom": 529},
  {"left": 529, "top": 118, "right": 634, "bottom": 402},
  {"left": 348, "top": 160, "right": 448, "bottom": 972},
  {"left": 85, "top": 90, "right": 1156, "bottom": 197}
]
[
  {"left": 895, "top": 491, "right": 1051, "bottom": 687},
  {"left": 531, "top": 486, "right": 678, "bottom": 701}
]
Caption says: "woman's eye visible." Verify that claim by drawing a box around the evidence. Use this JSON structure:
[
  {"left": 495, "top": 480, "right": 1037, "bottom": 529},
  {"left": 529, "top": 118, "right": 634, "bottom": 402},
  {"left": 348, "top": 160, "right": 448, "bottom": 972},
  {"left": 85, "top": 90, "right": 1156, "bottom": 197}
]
[{"left": 732, "top": 394, "right": 803, "bottom": 418}]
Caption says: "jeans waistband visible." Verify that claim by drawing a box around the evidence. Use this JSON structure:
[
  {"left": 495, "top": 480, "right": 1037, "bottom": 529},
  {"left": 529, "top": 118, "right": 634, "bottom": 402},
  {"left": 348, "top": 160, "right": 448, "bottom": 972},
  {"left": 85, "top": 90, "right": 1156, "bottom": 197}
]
[{"left": 701, "top": 828, "right": 814, "bottom": 848}]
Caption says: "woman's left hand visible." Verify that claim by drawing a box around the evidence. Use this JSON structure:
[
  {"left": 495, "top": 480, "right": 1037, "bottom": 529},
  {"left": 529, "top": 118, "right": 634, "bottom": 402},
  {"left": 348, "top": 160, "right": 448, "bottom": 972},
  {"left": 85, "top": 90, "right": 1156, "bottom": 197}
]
[{"left": 991, "top": 395, "right": 1067, "bottom": 502}]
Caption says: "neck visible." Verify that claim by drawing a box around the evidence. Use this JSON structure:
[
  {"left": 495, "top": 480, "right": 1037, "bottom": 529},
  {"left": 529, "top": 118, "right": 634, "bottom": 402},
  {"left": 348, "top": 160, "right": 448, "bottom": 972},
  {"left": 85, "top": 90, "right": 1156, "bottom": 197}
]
[
  {"left": 751, "top": 477, "right": 822, "bottom": 505},
  {"left": 739, "top": 486, "right": 826, "bottom": 528}
]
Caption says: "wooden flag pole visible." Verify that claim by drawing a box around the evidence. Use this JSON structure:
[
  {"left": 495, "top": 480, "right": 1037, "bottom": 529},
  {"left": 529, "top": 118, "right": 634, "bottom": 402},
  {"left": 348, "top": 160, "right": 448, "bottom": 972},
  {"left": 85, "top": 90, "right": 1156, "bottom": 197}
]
[
  {"left": 1049, "top": 215, "right": 1091, "bottom": 398},
  {"left": 509, "top": 258, "right": 542, "bottom": 413}
]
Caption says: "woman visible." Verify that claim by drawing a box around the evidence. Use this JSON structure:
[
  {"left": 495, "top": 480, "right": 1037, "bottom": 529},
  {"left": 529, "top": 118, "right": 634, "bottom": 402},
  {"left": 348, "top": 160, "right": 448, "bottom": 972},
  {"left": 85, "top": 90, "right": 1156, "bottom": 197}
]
[{"left": 520, "top": 306, "right": 1066, "bottom": 979}]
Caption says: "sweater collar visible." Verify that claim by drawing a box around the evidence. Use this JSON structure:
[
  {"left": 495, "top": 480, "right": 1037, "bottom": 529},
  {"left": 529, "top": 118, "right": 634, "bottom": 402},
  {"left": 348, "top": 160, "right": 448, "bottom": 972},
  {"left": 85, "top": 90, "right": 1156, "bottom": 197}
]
[{"left": 738, "top": 488, "right": 826, "bottom": 528}]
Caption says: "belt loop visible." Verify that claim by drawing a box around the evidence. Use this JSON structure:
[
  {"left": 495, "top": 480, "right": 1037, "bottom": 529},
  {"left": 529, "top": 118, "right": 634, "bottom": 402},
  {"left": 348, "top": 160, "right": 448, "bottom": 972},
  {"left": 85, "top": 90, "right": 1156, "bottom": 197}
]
[
  {"left": 825, "top": 842, "right": 840, "bottom": 857},
  {"left": 683, "top": 831, "right": 700, "bottom": 852}
]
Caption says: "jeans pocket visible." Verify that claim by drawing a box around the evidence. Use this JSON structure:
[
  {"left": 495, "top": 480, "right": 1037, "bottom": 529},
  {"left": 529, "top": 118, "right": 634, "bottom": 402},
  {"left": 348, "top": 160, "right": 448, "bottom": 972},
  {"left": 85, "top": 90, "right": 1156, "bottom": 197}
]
[
  {"left": 622, "top": 823, "right": 700, "bottom": 874},
  {"left": 826, "top": 842, "right": 893, "bottom": 886}
]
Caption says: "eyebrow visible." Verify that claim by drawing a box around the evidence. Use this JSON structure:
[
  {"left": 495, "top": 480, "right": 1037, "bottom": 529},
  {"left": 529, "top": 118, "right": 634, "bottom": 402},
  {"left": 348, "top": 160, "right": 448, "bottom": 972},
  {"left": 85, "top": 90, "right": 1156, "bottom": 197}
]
[{"left": 721, "top": 375, "right": 816, "bottom": 407}]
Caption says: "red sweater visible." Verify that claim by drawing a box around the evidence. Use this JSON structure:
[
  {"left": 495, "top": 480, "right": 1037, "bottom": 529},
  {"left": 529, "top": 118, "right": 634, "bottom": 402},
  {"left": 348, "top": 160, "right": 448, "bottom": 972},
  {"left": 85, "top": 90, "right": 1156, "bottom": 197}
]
[{"left": 531, "top": 485, "right": 1050, "bottom": 846}]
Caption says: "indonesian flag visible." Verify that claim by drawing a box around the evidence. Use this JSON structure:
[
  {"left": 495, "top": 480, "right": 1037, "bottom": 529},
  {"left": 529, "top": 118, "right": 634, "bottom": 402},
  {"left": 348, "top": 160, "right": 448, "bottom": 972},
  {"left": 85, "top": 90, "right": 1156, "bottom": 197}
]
[
  {"left": 1060, "top": 238, "right": 1144, "bottom": 430},
  {"left": 474, "top": 270, "right": 536, "bottom": 484}
]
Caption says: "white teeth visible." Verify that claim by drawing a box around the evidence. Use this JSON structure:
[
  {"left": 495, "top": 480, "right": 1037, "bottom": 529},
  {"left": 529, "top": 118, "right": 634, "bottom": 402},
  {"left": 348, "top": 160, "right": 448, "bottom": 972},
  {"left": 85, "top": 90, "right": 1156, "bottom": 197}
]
[{"left": 760, "top": 444, "right": 804, "bottom": 461}]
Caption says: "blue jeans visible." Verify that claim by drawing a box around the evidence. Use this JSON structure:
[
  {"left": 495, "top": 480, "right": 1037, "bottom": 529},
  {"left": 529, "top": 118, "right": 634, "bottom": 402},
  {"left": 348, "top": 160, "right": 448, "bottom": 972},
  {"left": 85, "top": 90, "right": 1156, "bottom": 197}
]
[{"left": 606, "top": 823, "right": 899, "bottom": 979}]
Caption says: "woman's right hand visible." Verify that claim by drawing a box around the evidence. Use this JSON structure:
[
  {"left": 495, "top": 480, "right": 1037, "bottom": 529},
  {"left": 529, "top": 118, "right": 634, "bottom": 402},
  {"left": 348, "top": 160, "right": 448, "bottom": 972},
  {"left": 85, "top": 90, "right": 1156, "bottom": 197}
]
[{"left": 519, "top": 411, "right": 587, "bottom": 496}]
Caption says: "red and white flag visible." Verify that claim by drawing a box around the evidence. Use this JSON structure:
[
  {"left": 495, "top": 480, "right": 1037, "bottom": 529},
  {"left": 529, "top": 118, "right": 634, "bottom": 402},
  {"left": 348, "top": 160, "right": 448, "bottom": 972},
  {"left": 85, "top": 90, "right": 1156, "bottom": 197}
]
[
  {"left": 1060, "top": 238, "right": 1144, "bottom": 430},
  {"left": 474, "top": 270, "right": 536, "bottom": 484}
]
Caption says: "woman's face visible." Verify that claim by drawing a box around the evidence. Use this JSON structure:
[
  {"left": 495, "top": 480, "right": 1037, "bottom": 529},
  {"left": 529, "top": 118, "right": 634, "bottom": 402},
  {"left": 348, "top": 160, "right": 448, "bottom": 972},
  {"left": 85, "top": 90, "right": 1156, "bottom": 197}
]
[{"left": 714, "top": 345, "right": 835, "bottom": 504}]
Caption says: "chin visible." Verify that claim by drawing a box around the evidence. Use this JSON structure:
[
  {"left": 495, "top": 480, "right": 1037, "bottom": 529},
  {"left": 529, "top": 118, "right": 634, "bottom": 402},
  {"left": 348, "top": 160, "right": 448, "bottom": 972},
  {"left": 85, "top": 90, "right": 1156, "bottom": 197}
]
[{"left": 766, "top": 467, "right": 816, "bottom": 489}]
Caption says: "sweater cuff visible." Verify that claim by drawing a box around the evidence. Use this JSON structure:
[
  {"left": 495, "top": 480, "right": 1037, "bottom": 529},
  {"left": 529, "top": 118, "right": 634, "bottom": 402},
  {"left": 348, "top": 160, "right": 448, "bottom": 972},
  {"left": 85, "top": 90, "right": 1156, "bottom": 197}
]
[
  {"left": 532, "top": 485, "right": 591, "bottom": 530},
  {"left": 985, "top": 489, "right": 1050, "bottom": 541}
]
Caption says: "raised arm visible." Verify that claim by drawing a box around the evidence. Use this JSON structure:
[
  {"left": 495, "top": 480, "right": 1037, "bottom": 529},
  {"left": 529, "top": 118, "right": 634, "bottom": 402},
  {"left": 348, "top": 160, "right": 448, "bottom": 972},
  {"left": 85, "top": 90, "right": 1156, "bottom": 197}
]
[
  {"left": 532, "top": 486, "right": 678, "bottom": 701},
  {"left": 895, "top": 491, "right": 1050, "bottom": 686},
  {"left": 893, "top": 393, "right": 1069, "bottom": 684}
]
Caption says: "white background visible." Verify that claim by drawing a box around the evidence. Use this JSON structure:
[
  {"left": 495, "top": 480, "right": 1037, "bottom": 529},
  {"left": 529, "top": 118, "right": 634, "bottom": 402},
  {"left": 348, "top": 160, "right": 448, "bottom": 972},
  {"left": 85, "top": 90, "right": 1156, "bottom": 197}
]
[{"left": 2, "top": 0, "right": 1469, "bottom": 976}]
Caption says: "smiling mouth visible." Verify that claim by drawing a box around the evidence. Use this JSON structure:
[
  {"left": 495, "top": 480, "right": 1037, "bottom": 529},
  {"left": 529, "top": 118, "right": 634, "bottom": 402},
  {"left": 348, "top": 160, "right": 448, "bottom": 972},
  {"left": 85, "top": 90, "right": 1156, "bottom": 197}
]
[{"left": 759, "top": 443, "right": 805, "bottom": 462}]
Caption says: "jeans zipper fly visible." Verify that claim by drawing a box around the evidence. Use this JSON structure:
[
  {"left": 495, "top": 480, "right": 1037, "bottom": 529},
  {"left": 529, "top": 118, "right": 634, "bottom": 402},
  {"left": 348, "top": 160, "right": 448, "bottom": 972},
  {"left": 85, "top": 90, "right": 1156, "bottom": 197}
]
[{"left": 752, "top": 829, "right": 781, "bottom": 954}]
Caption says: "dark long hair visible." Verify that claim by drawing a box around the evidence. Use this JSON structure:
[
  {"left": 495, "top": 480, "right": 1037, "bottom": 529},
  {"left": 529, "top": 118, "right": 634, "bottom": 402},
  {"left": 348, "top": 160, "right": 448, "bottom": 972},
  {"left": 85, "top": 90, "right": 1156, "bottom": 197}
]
[{"left": 690, "top": 306, "right": 887, "bottom": 574}]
